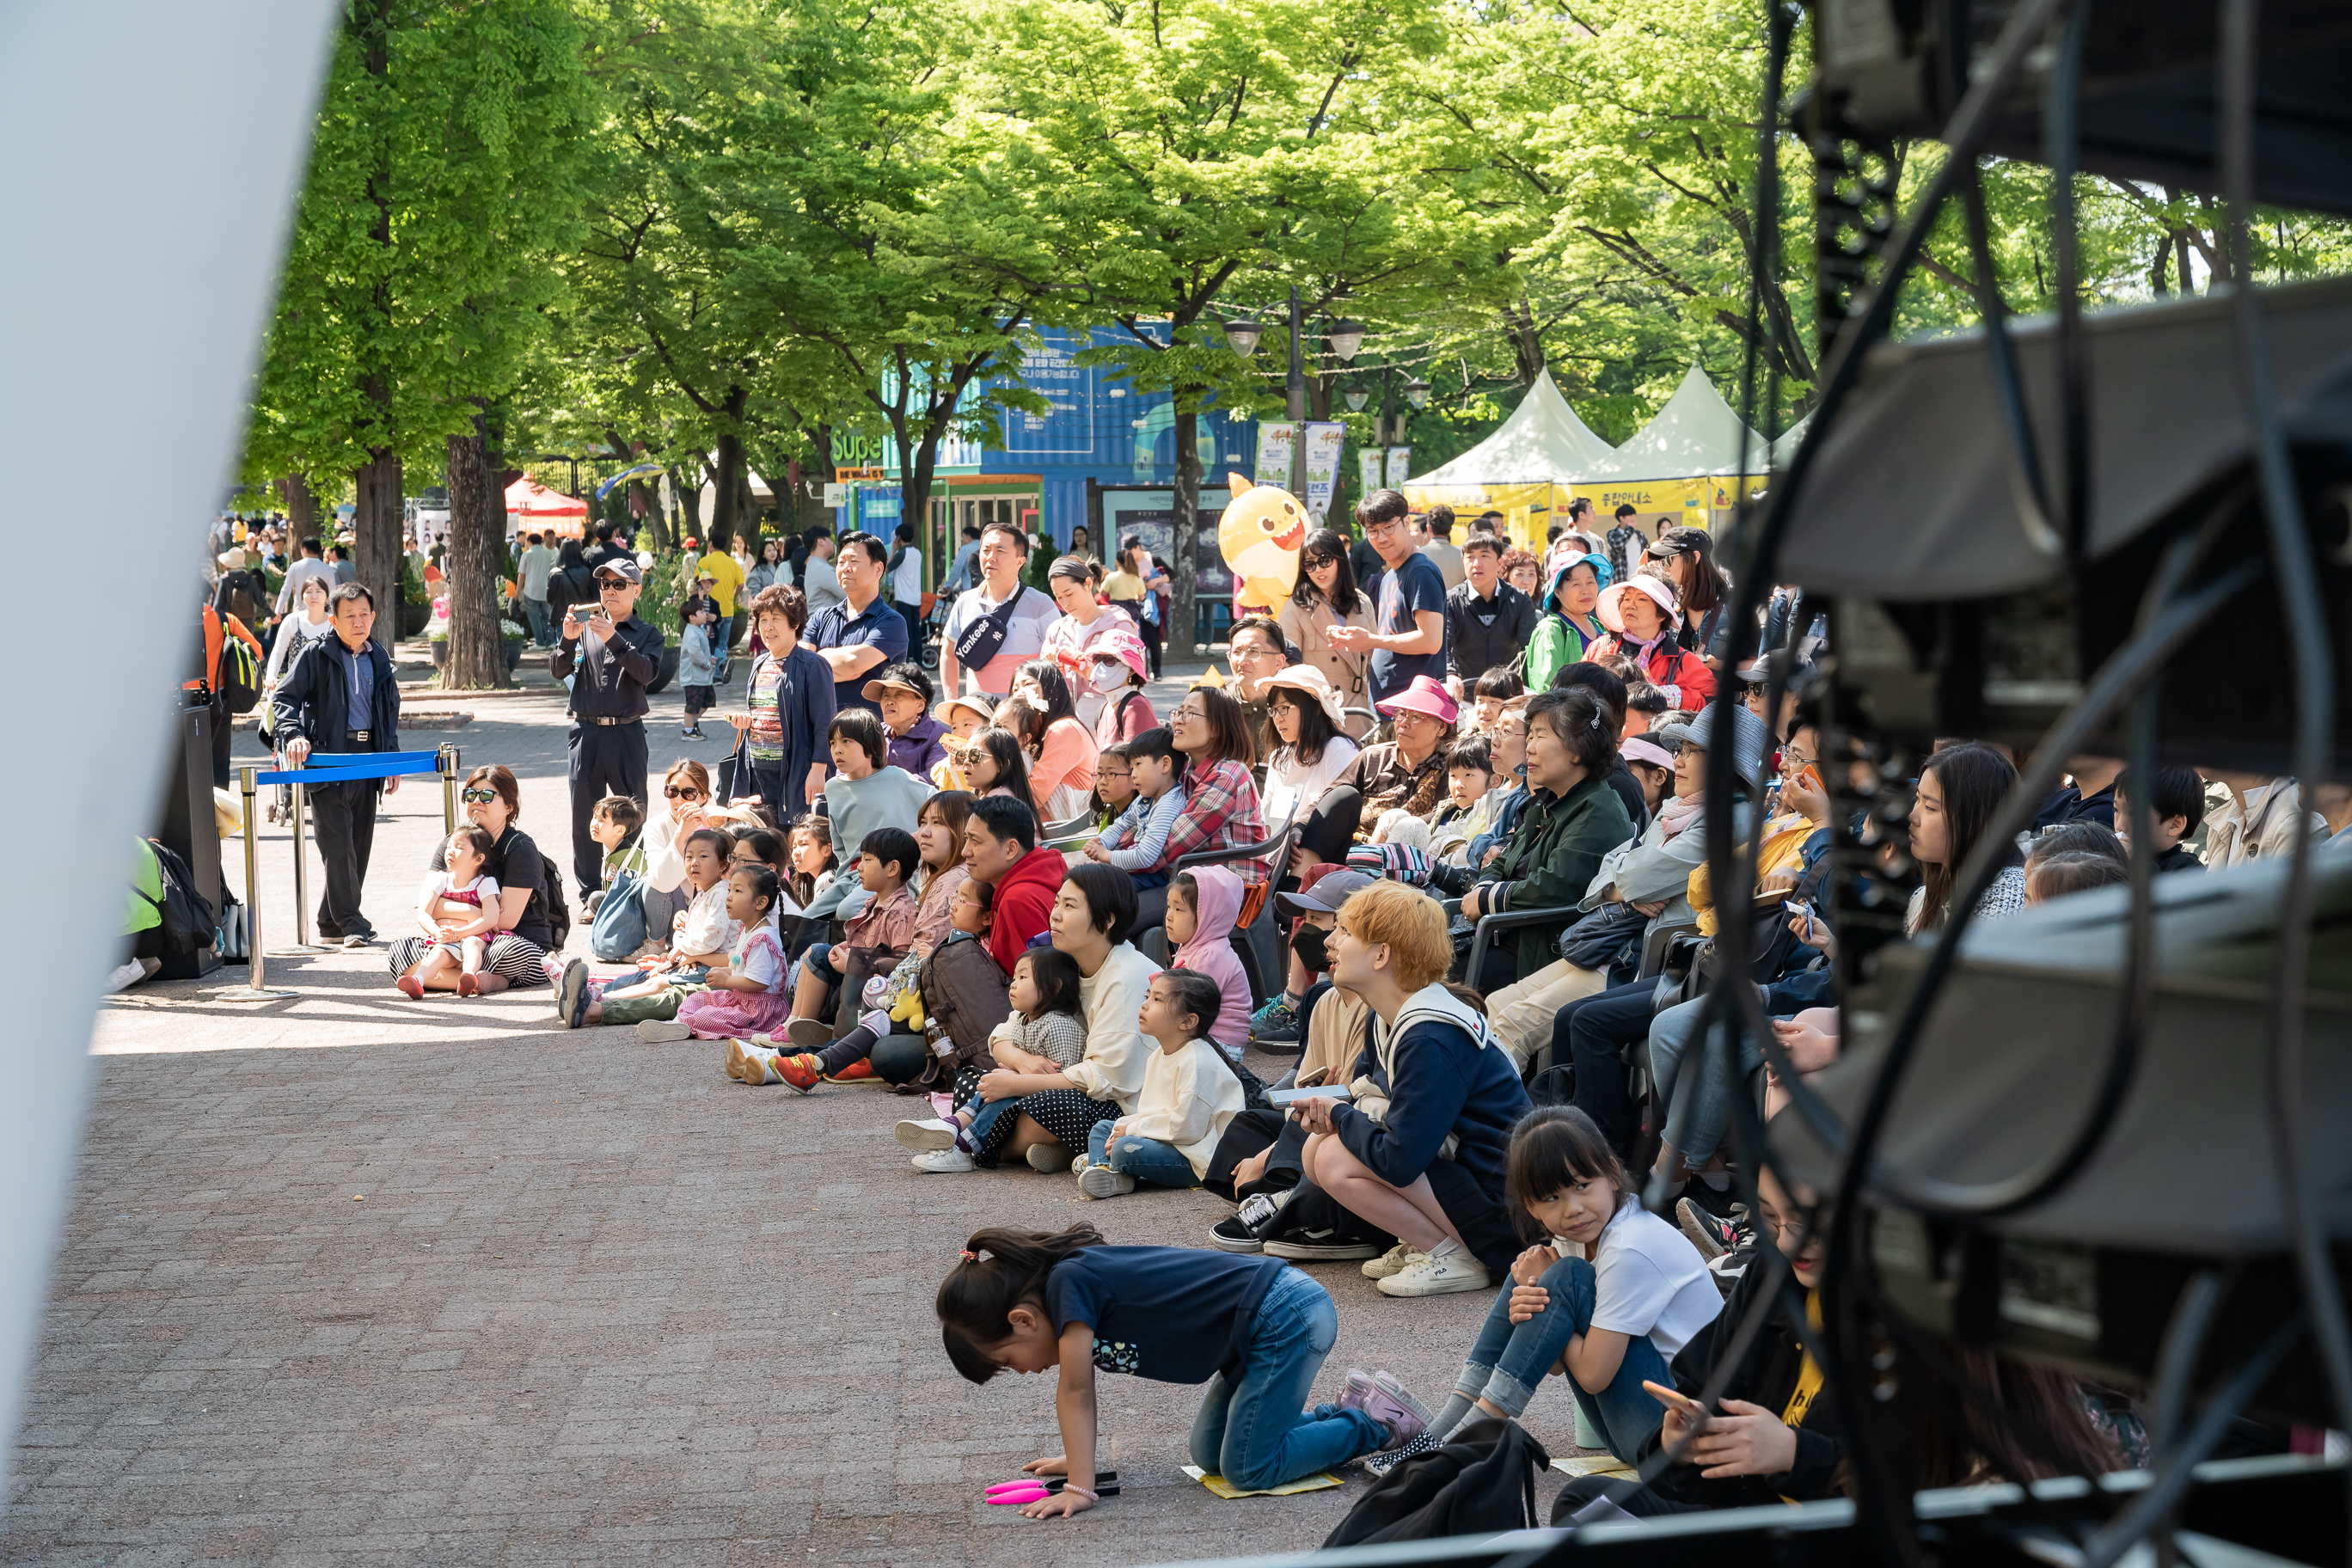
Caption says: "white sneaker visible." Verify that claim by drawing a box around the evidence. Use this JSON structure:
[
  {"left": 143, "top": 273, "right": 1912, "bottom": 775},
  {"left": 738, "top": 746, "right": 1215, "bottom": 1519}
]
[
  {"left": 636, "top": 1019, "right": 693, "bottom": 1044},
  {"left": 102, "top": 959, "right": 147, "bottom": 994},
  {"left": 1024, "top": 1142, "right": 1073, "bottom": 1173},
  {"left": 1079, "top": 1165, "right": 1136, "bottom": 1199},
  {"left": 1070, "top": 1153, "right": 1090, "bottom": 1175},
  {"left": 1376, "top": 1241, "right": 1492, "bottom": 1297},
  {"left": 895, "top": 1118, "right": 959, "bottom": 1152},
  {"left": 911, "top": 1148, "right": 975, "bottom": 1173},
  {"left": 1362, "top": 1242, "right": 1424, "bottom": 1280}
]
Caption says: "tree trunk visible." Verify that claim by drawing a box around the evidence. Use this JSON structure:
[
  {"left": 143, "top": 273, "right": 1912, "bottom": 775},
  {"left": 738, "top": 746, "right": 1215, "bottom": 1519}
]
[
  {"left": 352, "top": 444, "right": 403, "bottom": 652},
  {"left": 1504, "top": 296, "right": 1547, "bottom": 388},
  {"left": 795, "top": 426, "right": 836, "bottom": 533},
  {"left": 444, "top": 419, "right": 508, "bottom": 689},
  {"left": 707, "top": 385, "right": 748, "bottom": 554},
  {"left": 1169, "top": 390, "right": 1201, "bottom": 659},
  {"left": 279, "top": 474, "right": 318, "bottom": 540},
  {"left": 673, "top": 463, "right": 702, "bottom": 545}
]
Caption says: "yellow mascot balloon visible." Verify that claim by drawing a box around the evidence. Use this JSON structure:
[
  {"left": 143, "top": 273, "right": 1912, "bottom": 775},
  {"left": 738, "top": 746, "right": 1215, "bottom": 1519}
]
[{"left": 1218, "top": 472, "right": 1307, "bottom": 613}]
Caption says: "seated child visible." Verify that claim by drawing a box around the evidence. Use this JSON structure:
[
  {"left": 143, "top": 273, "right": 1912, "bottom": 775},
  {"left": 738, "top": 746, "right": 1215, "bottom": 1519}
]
[
  {"left": 896, "top": 944, "right": 1085, "bottom": 1171},
  {"left": 395, "top": 825, "right": 505, "bottom": 998},
  {"left": 1430, "top": 738, "right": 1497, "bottom": 862},
  {"left": 1089, "top": 740, "right": 1138, "bottom": 834},
  {"left": 582, "top": 794, "right": 646, "bottom": 919},
  {"left": 637, "top": 866, "right": 791, "bottom": 1044},
  {"left": 1428, "top": 1106, "right": 1720, "bottom": 1466},
  {"left": 1081, "top": 726, "right": 1185, "bottom": 887},
  {"left": 1168, "top": 867, "right": 1250, "bottom": 1061},
  {"left": 786, "top": 818, "right": 837, "bottom": 915},
  {"left": 1072, "top": 970, "right": 1244, "bottom": 1199},
  {"left": 555, "top": 828, "right": 736, "bottom": 1028},
  {"left": 782, "top": 827, "right": 919, "bottom": 1057},
  {"left": 931, "top": 694, "right": 993, "bottom": 792},
  {"left": 937, "top": 1223, "right": 1426, "bottom": 1510},
  {"left": 1467, "top": 667, "right": 1524, "bottom": 736}
]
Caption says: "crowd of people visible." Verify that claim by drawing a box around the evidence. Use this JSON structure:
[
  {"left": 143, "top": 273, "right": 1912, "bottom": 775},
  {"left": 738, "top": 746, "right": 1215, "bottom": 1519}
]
[{"left": 207, "top": 488, "right": 2352, "bottom": 1527}]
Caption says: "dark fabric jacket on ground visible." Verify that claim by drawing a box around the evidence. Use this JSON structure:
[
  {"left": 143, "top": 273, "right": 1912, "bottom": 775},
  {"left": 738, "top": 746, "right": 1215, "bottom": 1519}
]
[
  {"left": 1635, "top": 1261, "right": 1842, "bottom": 1509},
  {"left": 269, "top": 634, "right": 401, "bottom": 756},
  {"left": 918, "top": 932, "right": 1011, "bottom": 1078},
  {"left": 1475, "top": 774, "right": 1635, "bottom": 977}
]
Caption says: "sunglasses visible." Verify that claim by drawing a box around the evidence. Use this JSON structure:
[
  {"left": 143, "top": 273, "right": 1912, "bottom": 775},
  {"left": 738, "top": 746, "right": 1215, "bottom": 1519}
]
[
  {"left": 460, "top": 787, "right": 498, "bottom": 803},
  {"left": 665, "top": 786, "right": 705, "bottom": 799},
  {"left": 596, "top": 577, "right": 630, "bottom": 589}
]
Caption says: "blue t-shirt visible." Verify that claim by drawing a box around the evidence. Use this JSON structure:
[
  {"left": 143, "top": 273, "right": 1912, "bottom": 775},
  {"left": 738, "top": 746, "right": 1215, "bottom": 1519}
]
[
  {"left": 1370, "top": 550, "right": 1449, "bottom": 704},
  {"left": 1044, "top": 1247, "right": 1286, "bottom": 1384},
  {"left": 805, "top": 594, "right": 910, "bottom": 715}
]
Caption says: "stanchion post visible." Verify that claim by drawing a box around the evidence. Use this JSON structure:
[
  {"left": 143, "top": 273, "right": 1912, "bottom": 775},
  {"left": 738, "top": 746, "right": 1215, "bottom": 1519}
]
[
  {"left": 441, "top": 744, "right": 458, "bottom": 836},
  {"left": 241, "top": 765, "right": 263, "bottom": 991},
  {"left": 291, "top": 777, "right": 310, "bottom": 948}
]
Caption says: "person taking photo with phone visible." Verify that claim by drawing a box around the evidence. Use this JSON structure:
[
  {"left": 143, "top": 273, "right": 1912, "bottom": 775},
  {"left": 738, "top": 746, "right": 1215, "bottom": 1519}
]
[{"left": 553, "top": 555, "right": 666, "bottom": 905}]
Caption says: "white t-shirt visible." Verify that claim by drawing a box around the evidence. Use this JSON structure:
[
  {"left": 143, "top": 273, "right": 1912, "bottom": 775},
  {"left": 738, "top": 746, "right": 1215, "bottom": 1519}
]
[
  {"left": 1571, "top": 1198, "right": 1721, "bottom": 1360},
  {"left": 890, "top": 544, "right": 922, "bottom": 603},
  {"left": 732, "top": 922, "right": 786, "bottom": 993}
]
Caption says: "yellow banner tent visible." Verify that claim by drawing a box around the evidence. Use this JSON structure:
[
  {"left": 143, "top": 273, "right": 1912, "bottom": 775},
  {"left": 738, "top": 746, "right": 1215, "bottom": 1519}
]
[
  {"left": 1577, "top": 364, "right": 1772, "bottom": 532},
  {"left": 1400, "top": 374, "right": 1616, "bottom": 551}
]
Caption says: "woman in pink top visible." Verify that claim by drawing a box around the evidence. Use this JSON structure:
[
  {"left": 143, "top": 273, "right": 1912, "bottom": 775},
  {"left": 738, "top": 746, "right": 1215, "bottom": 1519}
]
[
  {"left": 1039, "top": 554, "right": 1135, "bottom": 682},
  {"left": 1011, "top": 660, "right": 1099, "bottom": 824}
]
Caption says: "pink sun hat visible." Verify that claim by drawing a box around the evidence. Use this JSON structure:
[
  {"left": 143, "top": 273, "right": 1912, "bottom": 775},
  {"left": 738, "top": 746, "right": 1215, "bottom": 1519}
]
[
  {"left": 1084, "top": 620, "right": 1150, "bottom": 683},
  {"left": 1374, "top": 673, "right": 1460, "bottom": 726},
  {"left": 1597, "top": 573, "right": 1680, "bottom": 635}
]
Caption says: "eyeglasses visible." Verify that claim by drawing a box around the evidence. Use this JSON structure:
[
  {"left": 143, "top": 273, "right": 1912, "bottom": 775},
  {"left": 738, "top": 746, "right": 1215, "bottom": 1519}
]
[
  {"left": 664, "top": 786, "right": 705, "bottom": 799},
  {"left": 460, "top": 787, "right": 498, "bottom": 803},
  {"left": 1097, "top": 766, "right": 1131, "bottom": 780},
  {"left": 596, "top": 577, "right": 630, "bottom": 590},
  {"left": 1363, "top": 522, "right": 1404, "bottom": 540}
]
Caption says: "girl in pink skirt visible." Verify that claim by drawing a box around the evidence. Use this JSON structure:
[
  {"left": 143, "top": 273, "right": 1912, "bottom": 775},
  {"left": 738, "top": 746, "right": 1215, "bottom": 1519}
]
[{"left": 641, "top": 866, "right": 793, "bottom": 1043}]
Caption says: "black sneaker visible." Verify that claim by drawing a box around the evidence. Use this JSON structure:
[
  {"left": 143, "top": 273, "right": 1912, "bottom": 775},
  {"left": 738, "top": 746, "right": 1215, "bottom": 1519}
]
[
  {"left": 1706, "top": 1245, "right": 1752, "bottom": 1297},
  {"left": 1681, "top": 1179, "right": 1746, "bottom": 1224},
  {"left": 1263, "top": 1227, "right": 1382, "bottom": 1263},
  {"left": 1677, "top": 1197, "right": 1741, "bottom": 1262},
  {"left": 1210, "top": 1188, "right": 1296, "bottom": 1253}
]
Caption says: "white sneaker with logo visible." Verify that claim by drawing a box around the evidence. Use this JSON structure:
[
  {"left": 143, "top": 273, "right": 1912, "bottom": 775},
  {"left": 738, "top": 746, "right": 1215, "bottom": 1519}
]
[
  {"left": 1361, "top": 1242, "right": 1423, "bottom": 1280},
  {"left": 1375, "top": 1240, "right": 1491, "bottom": 1297}
]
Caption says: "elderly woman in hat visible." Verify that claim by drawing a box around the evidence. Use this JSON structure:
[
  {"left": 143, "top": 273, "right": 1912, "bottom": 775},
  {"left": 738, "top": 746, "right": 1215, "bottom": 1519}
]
[
  {"left": 1587, "top": 573, "right": 1716, "bottom": 712},
  {"left": 1289, "top": 674, "right": 1461, "bottom": 882},
  {"left": 1523, "top": 551, "right": 1614, "bottom": 692}
]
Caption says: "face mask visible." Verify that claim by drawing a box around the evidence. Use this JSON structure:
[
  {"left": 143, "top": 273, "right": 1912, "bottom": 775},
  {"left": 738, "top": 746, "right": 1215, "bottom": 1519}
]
[
  {"left": 1090, "top": 664, "right": 1128, "bottom": 694},
  {"left": 1291, "top": 922, "right": 1330, "bottom": 972}
]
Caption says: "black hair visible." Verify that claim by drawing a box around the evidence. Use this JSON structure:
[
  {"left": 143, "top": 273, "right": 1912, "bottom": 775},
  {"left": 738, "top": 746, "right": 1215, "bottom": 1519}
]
[
  {"left": 1124, "top": 726, "right": 1179, "bottom": 767},
  {"left": 1461, "top": 532, "right": 1503, "bottom": 559},
  {"left": 1550, "top": 662, "right": 1628, "bottom": 730},
  {"left": 980, "top": 520, "right": 1029, "bottom": 556},
  {"left": 683, "top": 826, "right": 732, "bottom": 864},
  {"left": 1063, "top": 861, "right": 1137, "bottom": 945},
  {"left": 1295, "top": 527, "right": 1364, "bottom": 617},
  {"left": 1424, "top": 503, "right": 1455, "bottom": 538},
  {"left": 827, "top": 707, "right": 889, "bottom": 770},
  {"left": 860, "top": 826, "right": 920, "bottom": 885},
  {"left": 961, "top": 523, "right": 982, "bottom": 540},
  {"left": 874, "top": 659, "right": 934, "bottom": 707},
  {"left": 895, "top": 521, "right": 915, "bottom": 543},
  {"left": 838, "top": 530, "right": 889, "bottom": 569},
  {"left": 300, "top": 536, "right": 323, "bottom": 555},
  {"left": 1613, "top": 503, "right": 1638, "bottom": 520},
  {"left": 1014, "top": 659, "right": 1078, "bottom": 731},
  {"left": 1448, "top": 736, "right": 1494, "bottom": 776},
  {"left": 2026, "top": 820, "right": 2127, "bottom": 868},
  {"left": 1228, "top": 615, "right": 1297, "bottom": 665},
  {"left": 2028, "top": 852, "right": 2130, "bottom": 902},
  {"left": 732, "top": 826, "right": 787, "bottom": 874},
  {"left": 1569, "top": 497, "right": 1594, "bottom": 522},
  {"left": 1265, "top": 682, "right": 1339, "bottom": 769},
  {"left": 729, "top": 861, "right": 781, "bottom": 919},
  {"left": 1151, "top": 967, "right": 1225, "bottom": 1043},
  {"left": 1472, "top": 666, "right": 1525, "bottom": 702},
  {"left": 968, "top": 792, "right": 1038, "bottom": 854},
  {"left": 329, "top": 581, "right": 375, "bottom": 611},
  {"left": 448, "top": 824, "right": 497, "bottom": 864},
  {"left": 1545, "top": 524, "right": 1563, "bottom": 544},
  {"left": 966, "top": 726, "right": 1033, "bottom": 804},
  {"left": 1526, "top": 687, "right": 1618, "bottom": 777},
  {"left": 1047, "top": 554, "right": 1092, "bottom": 585},
  {"left": 1622, "top": 682, "right": 1670, "bottom": 716},
  {"left": 591, "top": 793, "right": 645, "bottom": 836},
  {"left": 1504, "top": 1106, "right": 1631, "bottom": 1240},
  {"left": 2120, "top": 763, "right": 2208, "bottom": 836},
  {"left": 1014, "top": 946, "right": 1083, "bottom": 1020},
  {"left": 1355, "top": 487, "right": 1409, "bottom": 527},
  {"left": 938, "top": 1223, "right": 1106, "bottom": 1383}
]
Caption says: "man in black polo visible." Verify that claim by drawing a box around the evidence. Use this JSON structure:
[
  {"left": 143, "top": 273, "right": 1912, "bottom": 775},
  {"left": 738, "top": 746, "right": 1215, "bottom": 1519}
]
[
  {"left": 1444, "top": 531, "right": 1535, "bottom": 695},
  {"left": 553, "top": 554, "right": 665, "bottom": 898},
  {"left": 807, "top": 530, "right": 910, "bottom": 716},
  {"left": 270, "top": 583, "right": 401, "bottom": 947}
]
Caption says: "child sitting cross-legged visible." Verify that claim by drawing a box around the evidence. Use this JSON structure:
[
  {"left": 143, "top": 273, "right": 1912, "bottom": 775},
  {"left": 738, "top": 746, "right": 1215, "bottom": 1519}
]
[
  {"left": 555, "top": 828, "right": 737, "bottom": 1028},
  {"left": 762, "top": 828, "right": 919, "bottom": 1083},
  {"left": 395, "top": 825, "right": 505, "bottom": 998},
  {"left": 1423, "top": 1105, "right": 1721, "bottom": 1465},
  {"left": 937, "top": 1223, "right": 1428, "bottom": 1513},
  {"left": 1080, "top": 726, "right": 1185, "bottom": 888},
  {"left": 634, "top": 865, "right": 790, "bottom": 1044},
  {"left": 1070, "top": 969, "right": 1244, "bottom": 1199},
  {"left": 581, "top": 794, "right": 646, "bottom": 919},
  {"left": 897, "top": 940, "right": 1082, "bottom": 1171}
]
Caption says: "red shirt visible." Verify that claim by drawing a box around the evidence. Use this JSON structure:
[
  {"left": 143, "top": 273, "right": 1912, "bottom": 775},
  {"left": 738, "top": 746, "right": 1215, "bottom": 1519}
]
[{"left": 985, "top": 844, "right": 1067, "bottom": 974}]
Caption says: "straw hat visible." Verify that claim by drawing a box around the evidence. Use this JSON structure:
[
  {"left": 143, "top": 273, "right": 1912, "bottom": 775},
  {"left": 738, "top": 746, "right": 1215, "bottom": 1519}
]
[
  {"left": 1261, "top": 665, "right": 1347, "bottom": 731},
  {"left": 934, "top": 693, "right": 995, "bottom": 729}
]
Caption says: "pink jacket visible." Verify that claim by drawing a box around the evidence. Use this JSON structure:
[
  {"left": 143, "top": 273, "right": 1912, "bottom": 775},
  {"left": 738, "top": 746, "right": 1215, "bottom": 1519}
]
[{"left": 1173, "top": 863, "right": 1251, "bottom": 1051}]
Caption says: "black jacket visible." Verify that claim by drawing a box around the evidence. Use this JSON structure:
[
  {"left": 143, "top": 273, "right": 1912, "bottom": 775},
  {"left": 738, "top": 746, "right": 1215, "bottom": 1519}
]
[
  {"left": 270, "top": 634, "right": 401, "bottom": 756},
  {"left": 552, "top": 615, "right": 666, "bottom": 720},
  {"left": 1637, "top": 1261, "right": 1843, "bottom": 1509},
  {"left": 1444, "top": 579, "right": 1535, "bottom": 684}
]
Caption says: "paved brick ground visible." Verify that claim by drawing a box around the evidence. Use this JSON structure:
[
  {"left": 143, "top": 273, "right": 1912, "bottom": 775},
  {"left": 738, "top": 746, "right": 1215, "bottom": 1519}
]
[{"left": 7, "top": 660, "right": 1574, "bottom": 1566}]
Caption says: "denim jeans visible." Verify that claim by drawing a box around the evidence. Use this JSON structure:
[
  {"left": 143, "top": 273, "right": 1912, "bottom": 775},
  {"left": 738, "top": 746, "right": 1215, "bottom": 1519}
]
[
  {"left": 1086, "top": 1119, "right": 1200, "bottom": 1189},
  {"left": 965, "top": 1094, "right": 1015, "bottom": 1147},
  {"left": 1647, "top": 994, "right": 1764, "bottom": 1163},
  {"left": 1451, "top": 1254, "right": 1669, "bottom": 1465},
  {"left": 712, "top": 613, "right": 732, "bottom": 678},
  {"left": 524, "top": 597, "right": 552, "bottom": 646},
  {"left": 1187, "top": 1267, "right": 1387, "bottom": 1491}
]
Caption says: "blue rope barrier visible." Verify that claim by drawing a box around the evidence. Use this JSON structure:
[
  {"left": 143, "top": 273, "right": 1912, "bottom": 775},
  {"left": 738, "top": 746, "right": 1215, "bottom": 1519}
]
[
  {"left": 302, "top": 750, "right": 442, "bottom": 768},
  {"left": 255, "top": 754, "right": 443, "bottom": 785}
]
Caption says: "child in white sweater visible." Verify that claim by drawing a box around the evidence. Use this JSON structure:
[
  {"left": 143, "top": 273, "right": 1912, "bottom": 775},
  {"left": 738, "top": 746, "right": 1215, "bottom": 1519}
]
[{"left": 1072, "top": 968, "right": 1245, "bottom": 1199}]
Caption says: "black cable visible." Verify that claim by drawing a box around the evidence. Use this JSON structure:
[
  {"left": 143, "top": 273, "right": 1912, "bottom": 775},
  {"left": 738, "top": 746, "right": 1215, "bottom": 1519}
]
[
  {"left": 2149, "top": 1268, "right": 2230, "bottom": 1465},
  {"left": 2217, "top": 0, "right": 2352, "bottom": 1552},
  {"left": 2045, "top": 0, "right": 2092, "bottom": 566},
  {"left": 1960, "top": 162, "right": 2065, "bottom": 559}
]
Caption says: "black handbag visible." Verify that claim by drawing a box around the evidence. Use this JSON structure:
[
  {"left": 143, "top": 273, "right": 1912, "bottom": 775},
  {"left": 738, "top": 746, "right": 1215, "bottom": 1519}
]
[
  {"left": 1556, "top": 901, "right": 1648, "bottom": 970},
  {"left": 1324, "top": 1417, "right": 1553, "bottom": 1547},
  {"left": 951, "top": 588, "right": 1027, "bottom": 667}
]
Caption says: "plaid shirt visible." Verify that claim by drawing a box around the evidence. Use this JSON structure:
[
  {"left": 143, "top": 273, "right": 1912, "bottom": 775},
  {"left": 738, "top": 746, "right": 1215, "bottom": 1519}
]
[{"left": 1160, "top": 756, "right": 1268, "bottom": 884}]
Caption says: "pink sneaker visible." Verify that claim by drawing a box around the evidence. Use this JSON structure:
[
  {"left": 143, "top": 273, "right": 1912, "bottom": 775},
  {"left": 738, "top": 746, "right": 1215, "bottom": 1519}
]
[{"left": 1360, "top": 1376, "right": 1431, "bottom": 1451}]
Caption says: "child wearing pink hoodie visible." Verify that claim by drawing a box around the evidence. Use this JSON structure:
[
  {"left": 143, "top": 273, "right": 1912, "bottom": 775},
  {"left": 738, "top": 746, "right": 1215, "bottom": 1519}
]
[{"left": 1167, "top": 865, "right": 1252, "bottom": 1061}]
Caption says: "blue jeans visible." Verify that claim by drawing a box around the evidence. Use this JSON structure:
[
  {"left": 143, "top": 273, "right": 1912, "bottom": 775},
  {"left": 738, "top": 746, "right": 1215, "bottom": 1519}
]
[
  {"left": 524, "top": 597, "right": 551, "bottom": 646},
  {"left": 1648, "top": 995, "right": 1764, "bottom": 1163},
  {"left": 712, "top": 613, "right": 732, "bottom": 678},
  {"left": 1451, "top": 1255, "right": 1669, "bottom": 1465},
  {"left": 1086, "top": 1119, "right": 1200, "bottom": 1189},
  {"left": 965, "top": 1095, "right": 1016, "bottom": 1147},
  {"left": 1187, "top": 1268, "right": 1386, "bottom": 1491}
]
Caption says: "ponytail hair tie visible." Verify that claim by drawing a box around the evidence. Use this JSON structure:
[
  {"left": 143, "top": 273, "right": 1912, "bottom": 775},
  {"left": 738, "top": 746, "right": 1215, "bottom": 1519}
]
[{"left": 959, "top": 1248, "right": 978, "bottom": 1263}]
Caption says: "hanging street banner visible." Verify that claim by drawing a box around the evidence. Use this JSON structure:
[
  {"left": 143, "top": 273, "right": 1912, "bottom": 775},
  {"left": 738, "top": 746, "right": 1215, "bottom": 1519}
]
[
  {"left": 1385, "top": 445, "right": 1412, "bottom": 487},
  {"left": 1300, "top": 422, "right": 1344, "bottom": 522},
  {"left": 1255, "top": 421, "right": 1297, "bottom": 487},
  {"left": 1359, "top": 449, "right": 1383, "bottom": 499}
]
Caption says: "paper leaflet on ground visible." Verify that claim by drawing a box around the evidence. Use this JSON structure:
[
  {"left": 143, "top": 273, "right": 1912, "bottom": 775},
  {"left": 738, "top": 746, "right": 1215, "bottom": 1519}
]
[
  {"left": 1180, "top": 1465, "right": 1343, "bottom": 1498},
  {"left": 1553, "top": 1453, "right": 1638, "bottom": 1479}
]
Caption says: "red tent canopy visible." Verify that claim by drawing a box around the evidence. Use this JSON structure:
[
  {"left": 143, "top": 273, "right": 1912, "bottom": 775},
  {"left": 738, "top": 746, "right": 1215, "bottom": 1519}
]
[{"left": 504, "top": 475, "right": 589, "bottom": 538}]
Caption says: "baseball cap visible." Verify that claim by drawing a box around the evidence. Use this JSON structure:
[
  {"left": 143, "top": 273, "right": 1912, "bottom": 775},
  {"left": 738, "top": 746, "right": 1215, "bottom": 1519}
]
[
  {"left": 593, "top": 556, "right": 642, "bottom": 584},
  {"left": 1278, "top": 866, "right": 1377, "bottom": 916}
]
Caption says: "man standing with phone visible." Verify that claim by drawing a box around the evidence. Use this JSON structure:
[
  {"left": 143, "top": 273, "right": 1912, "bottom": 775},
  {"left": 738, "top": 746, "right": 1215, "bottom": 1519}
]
[{"left": 552, "top": 556, "right": 665, "bottom": 902}]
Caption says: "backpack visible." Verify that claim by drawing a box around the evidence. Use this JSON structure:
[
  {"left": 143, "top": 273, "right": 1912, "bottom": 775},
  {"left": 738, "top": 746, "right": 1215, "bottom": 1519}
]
[
  {"left": 589, "top": 841, "right": 648, "bottom": 960},
  {"left": 542, "top": 858, "right": 572, "bottom": 952},
  {"left": 1323, "top": 1417, "right": 1553, "bottom": 1547},
  {"left": 216, "top": 634, "right": 263, "bottom": 714},
  {"left": 215, "top": 569, "right": 263, "bottom": 628},
  {"left": 139, "top": 839, "right": 217, "bottom": 957}
]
